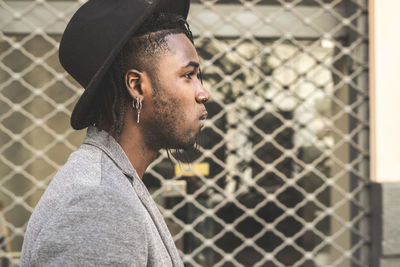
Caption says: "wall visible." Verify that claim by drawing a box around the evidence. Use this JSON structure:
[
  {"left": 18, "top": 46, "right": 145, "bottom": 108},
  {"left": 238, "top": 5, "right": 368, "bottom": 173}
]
[{"left": 370, "top": 0, "right": 400, "bottom": 266}]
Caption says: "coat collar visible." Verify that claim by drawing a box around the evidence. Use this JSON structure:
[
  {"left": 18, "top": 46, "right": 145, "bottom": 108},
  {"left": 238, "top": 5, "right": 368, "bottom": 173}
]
[
  {"left": 82, "top": 126, "right": 139, "bottom": 181},
  {"left": 81, "top": 126, "right": 183, "bottom": 266}
]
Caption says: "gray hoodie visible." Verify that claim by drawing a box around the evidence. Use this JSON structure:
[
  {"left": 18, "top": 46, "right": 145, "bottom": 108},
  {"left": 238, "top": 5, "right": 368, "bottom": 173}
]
[{"left": 21, "top": 127, "right": 183, "bottom": 267}]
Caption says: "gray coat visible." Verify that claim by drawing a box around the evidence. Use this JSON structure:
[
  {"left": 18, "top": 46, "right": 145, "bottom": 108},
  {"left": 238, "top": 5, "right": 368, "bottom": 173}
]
[{"left": 21, "top": 127, "right": 183, "bottom": 267}]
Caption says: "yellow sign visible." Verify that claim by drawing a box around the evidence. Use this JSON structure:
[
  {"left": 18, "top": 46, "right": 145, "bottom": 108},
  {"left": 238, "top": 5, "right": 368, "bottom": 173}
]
[{"left": 174, "top": 162, "right": 210, "bottom": 177}]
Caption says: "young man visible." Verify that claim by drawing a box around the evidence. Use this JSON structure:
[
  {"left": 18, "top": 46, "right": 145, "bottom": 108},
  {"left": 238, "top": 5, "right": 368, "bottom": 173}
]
[{"left": 21, "top": 0, "right": 210, "bottom": 266}]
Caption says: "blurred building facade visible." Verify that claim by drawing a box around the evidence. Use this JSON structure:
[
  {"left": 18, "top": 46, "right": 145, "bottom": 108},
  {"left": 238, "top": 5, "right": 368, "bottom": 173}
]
[{"left": 0, "top": 0, "right": 386, "bottom": 266}]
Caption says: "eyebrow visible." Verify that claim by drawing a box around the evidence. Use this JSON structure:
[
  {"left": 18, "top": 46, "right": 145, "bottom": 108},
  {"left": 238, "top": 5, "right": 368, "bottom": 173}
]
[{"left": 183, "top": 61, "right": 200, "bottom": 69}]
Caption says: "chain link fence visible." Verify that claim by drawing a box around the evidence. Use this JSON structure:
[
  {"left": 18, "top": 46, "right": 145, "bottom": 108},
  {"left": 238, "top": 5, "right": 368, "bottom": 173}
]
[{"left": 0, "top": 0, "right": 369, "bottom": 266}]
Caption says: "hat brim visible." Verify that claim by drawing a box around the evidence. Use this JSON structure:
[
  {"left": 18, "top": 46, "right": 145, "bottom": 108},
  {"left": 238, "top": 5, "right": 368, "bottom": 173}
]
[{"left": 70, "top": 0, "right": 190, "bottom": 130}]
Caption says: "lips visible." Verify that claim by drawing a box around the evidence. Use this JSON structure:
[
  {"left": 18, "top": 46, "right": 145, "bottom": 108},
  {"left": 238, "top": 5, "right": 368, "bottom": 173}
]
[
  {"left": 198, "top": 112, "right": 208, "bottom": 128},
  {"left": 199, "top": 112, "right": 208, "bottom": 121}
]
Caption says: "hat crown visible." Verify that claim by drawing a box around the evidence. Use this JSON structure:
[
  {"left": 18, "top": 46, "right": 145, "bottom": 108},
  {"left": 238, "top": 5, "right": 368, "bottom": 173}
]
[{"left": 59, "top": 0, "right": 151, "bottom": 88}]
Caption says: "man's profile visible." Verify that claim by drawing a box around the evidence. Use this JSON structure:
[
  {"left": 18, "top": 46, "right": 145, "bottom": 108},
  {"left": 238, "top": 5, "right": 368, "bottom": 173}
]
[{"left": 20, "top": 0, "right": 210, "bottom": 265}]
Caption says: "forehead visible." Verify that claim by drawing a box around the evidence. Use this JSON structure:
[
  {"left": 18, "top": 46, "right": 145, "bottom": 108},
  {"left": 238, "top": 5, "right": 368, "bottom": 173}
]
[{"left": 163, "top": 33, "right": 199, "bottom": 64}]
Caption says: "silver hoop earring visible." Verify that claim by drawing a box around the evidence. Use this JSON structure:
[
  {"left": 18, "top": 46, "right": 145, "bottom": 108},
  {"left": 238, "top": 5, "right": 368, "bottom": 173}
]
[{"left": 132, "top": 98, "right": 143, "bottom": 123}]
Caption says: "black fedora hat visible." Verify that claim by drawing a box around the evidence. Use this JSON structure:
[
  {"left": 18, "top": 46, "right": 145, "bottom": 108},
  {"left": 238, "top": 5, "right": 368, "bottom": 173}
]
[{"left": 59, "top": 0, "right": 190, "bottom": 130}]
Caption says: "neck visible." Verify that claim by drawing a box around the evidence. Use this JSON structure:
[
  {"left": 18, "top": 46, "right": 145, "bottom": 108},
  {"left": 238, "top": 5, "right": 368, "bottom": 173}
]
[{"left": 118, "top": 109, "right": 158, "bottom": 179}]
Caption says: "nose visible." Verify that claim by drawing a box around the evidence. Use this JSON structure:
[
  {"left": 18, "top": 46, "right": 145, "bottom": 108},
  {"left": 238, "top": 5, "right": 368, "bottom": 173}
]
[{"left": 196, "top": 84, "right": 211, "bottom": 104}]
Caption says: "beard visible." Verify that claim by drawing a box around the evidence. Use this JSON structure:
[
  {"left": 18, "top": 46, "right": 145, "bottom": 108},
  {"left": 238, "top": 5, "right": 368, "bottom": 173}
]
[
  {"left": 140, "top": 75, "right": 201, "bottom": 153},
  {"left": 169, "top": 134, "right": 201, "bottom": 163}
]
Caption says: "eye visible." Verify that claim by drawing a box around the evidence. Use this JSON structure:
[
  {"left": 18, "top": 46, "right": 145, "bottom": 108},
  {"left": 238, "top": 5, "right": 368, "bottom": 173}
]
[{"left": 184, "top": 71, "right": 195, "bottom": 79}]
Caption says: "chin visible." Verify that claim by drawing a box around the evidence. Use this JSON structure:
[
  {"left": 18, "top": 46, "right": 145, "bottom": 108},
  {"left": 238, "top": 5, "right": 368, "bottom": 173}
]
[
  {"left": 172, "top": 132, "right": 199, "bottom": 149},
  {"left": 168, "top": 134, "right": 201, "bottom": 159},
  {"left": 183, "top": 134, "right": 200, "bottom": 149}
]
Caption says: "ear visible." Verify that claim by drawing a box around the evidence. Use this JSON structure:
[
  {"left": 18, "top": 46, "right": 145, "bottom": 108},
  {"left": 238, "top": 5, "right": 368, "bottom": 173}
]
[{"left": 125, "top": 69, "right": 143, "bottom": 100}]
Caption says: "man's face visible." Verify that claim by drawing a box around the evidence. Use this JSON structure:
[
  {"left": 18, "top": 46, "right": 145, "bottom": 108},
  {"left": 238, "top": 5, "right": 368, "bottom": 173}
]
[{"left": 140, "top": 33, "right": 210, "bottom": 150}]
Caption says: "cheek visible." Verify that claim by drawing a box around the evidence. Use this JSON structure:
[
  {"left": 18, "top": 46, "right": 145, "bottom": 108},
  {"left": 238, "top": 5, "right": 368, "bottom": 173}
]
[
  {"left": 152, "top": 83, "right": 196, "bottom": 123},
  {"left": 154, "top": 96, "right": 182, "bottom": 122}
]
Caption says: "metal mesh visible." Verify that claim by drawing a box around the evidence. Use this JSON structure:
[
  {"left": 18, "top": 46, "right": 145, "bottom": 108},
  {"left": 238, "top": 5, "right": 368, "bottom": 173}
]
[{"left": 0, "top": 0, "right": 369, "bottom": 266}]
